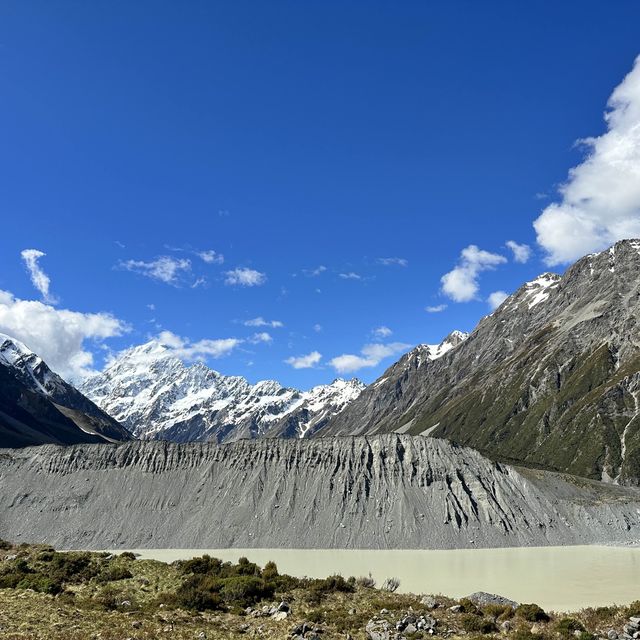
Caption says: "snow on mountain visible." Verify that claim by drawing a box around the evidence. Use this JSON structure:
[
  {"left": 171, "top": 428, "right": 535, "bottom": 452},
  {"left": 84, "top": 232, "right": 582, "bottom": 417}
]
[
  {"left": 0, "top": 332, "right": 132, "bottom": 446},
  {"left": 80, "top": 338, "right": 365, "bottom": 443}
]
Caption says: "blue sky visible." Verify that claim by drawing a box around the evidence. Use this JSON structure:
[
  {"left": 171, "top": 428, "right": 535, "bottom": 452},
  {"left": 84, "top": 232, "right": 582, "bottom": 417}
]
[{"left": 1, "top": 1, "right": 640, "bottom": 387}]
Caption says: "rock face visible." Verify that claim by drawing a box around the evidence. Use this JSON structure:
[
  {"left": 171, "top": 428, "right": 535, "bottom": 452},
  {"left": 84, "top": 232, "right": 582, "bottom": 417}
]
[
  {"left": 80, "top": 340, "right": 364, "bottom": 443},
  {"left": 1, "top": 434, "right": 639, "bottom": 550},
  {"left": 321, "top": 240, "right": 640, "bottom": 485},
  {"left": 0, "top": 333, "right": 132, "bottom": 447}
]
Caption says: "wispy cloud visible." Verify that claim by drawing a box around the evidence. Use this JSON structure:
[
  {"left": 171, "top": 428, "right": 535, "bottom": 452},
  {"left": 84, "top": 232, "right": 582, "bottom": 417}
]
[
  {"left": 243, "top": 317, "right": 283, "bottom": 328},
  {"left": 119, "top": 256, "right": 192, "bottom": 286},
  {"left": 329, "top": 341, "right": 410, "bottom": 374},
  {"left": 225, "top": 268, "right": 267, "bottom": 287},
  {"left": 441, "top": 245, "right": 507, "bottom": 302},
  {"left": 249, "top": 331, "right": 273, "bottom": 344},
  {"left": 378, "top": 257, "right": 408, "bottom": 267},
  {"left": 197, "top": 249, "right": 224, "bottom": 264},
  {"left": 487, "top": 290, "right": 509, "bottom": 310},
  {"left": 21, "top": 249, "right": 57, "bottom": 303},
  {"left": 154, "top": 330, "right": 242, "bottom": 361},
  {"left": 313, "top": 323, "right": 323, "bottom": 332},
  {"left": 303, "top": 265, "right": 327, "bottom": 277},
  {"left": 425, "top": 304, "right": 447, "bottom": 313},
  {"left": 339, "top": 272, "right": 362, "bottom": 280},
  {"left": 505, "top": 240, "right": 532, "bottom": 264},
  {"left": 285, "top": 350, "right": 322, "bottom": 369},
  {"left": 372, "top": 326, "right": 392, "bottom": 338},
  {"left": 534, "top": 55, "right": 640, "bottom": 265}
]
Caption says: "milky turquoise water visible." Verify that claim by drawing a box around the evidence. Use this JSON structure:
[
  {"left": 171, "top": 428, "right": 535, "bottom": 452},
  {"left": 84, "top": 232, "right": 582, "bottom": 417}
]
[{"left": 117, "top": 545, "right": 640, "bottom": 611}]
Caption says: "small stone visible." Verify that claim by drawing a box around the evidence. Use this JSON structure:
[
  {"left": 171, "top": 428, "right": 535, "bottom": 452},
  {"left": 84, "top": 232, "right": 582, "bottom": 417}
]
[
  {"left": 574, "top": 631, "right": 583, "bottom": 638},
  {"left": 349, "top": 608, "right": 356, "bottom": 615},
  {"left": 608, "top": 630, "right": 618, "bottom": 640},
  {"left": 380, "top": 608, "right": 389, "bottom": 615},
  {"left": 420, "top": 596, "right": 438, "bottom": 609},
  {"left": 197, "top": 633, "right": 207, "bottom": 640},
  {"left": 631, "top": 619, "right": 640, "bottom": 626},
  {"left": 131, "top": 621, "right": 142, "bottom": 629},
  {"left": 272, "top": 611, "right": 288, "bottom": 621},
  {"left": 633, "top": 633, "right": 640, "bottom": 639},
  {"left": 278, "top": 601, "right": 290, "bottom": 612},
  {"left": 449, "top": 605, "right": 462, "bottom": 613},
  {"left": 501, "top": 621, "right": 512, "bottom": 633},
  {"left": 403, "top": 624, "right": 418, "bottom": 635}
]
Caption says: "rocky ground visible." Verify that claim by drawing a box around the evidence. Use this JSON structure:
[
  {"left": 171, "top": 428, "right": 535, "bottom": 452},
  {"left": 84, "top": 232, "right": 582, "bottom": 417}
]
[{"left": 1, "top": 542, "right": 640, "bottom": 640}]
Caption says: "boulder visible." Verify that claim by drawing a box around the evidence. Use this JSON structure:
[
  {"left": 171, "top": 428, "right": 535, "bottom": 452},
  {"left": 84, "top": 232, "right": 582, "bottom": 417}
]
[{"left": 465, "top": 591, "right": 519, "bottom": 608}]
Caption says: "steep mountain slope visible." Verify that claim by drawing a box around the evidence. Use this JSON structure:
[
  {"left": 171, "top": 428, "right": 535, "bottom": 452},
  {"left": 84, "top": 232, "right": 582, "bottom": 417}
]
[
  {"left": 80, "top": 340, "right": 364, "bottom": 442},
  {"left": 0, "top": 334, "right": 132, "bottom": 447},
  {"left": 321, "top": 240, "right": 640, "bottom": 486},
  {"left": 1, "top": 434, "right": 638, "bottom": 549}
]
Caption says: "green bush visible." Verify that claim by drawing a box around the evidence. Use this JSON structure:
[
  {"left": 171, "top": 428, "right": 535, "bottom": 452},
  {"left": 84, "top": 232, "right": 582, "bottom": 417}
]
[
  {"left": 458, "top": 598, "right": 482, "bottom": 615},
  {"left": 484, "top": 603, "right": 514, "bottom": 620},
  {"left": 461, "top": 614, "right": 497, "bottom": 633},
  {"left": 261, "top": 560, "right": 279, "bottom": 581},
  {"left": 119, "top": 552, "right": 137, "bottom": 561},
  {"left": 97, "top": 564, "right": 133, "bottom": 583},
  {"left": 220, "top": 575, "right": 274, "bottom": 606},
  {"left": 48, "top": 552, "right": 99, "bottom": 584},
  {"left": 516, "top": 603, "right": 550, "bottom": 622},
  {"left": 0, "top": 539, "right": 12, "bottom": 550},
  {"left": 512, "top": 631, "right": 545, "bottom": 640},
  {"left": 628, "top": 601, "right": 640, "bottom": 617},
  {"left": 555, "top": 618, "right": 585, "bottom": 638}
]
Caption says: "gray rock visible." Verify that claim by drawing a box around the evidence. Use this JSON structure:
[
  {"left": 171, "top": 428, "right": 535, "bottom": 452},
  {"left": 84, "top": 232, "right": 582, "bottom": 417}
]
[
  {"left": 403, "top": 624, "right": 417, "bottom": 635},
  {"left": 272, "top": 611, "right": 288, "bottom": 621},
  {"left": 420, "top": 596, "right": 438, "bottom": 609},
  {"left": 449, "top": 605, "right": 462, "bottom": 613},
  {"left": 366, "top": 619, "right": 392, "bottom": 640},
  {"left": 465, "top": 592, "right": 518, "bottom": 608},
  {"left": 607, "top": 630, "right": 618, "bottom": 640},
  {"left": 501, "top": 621, "right": 512, "bottom": 633}
]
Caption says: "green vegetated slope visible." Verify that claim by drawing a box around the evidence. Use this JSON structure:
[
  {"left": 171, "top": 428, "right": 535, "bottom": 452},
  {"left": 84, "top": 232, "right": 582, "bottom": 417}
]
[{"left": 323, "top": 240, "right": 640, "bottom": 485}]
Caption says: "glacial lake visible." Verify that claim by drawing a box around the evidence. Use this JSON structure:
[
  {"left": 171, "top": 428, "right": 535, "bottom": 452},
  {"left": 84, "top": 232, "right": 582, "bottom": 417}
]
[{"left": 118, "top": 545, "right": 640, "bottom": 611}]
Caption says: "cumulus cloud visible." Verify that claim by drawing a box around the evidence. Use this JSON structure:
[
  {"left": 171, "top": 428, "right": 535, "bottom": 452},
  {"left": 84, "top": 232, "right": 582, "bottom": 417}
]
[
  {"left": 154, "top": 330, "right": 241, "bottom": 361},
  {"left": 243, "top": 317, "right": 283, "bottom": 328},
  {"left": 339, "top": 272, "right": 362, "bottom": 280},
  {"left": 21, "top": 249, "right": 56, "bottom": 303},
  {"left": 329, "top": 341, "right": 410, "bottom": 374},
  {"left": 378, "top": 257, "right": 408, "bottom": 267},
  {"left": 0, "top": 290, "right": 128, "bottom": 381},
  {"left": 249, "top": 332, "right": 272, "bottom": 344},
  {"left": 285, "top": 351, "right": 322, "bottom": 369},
  {"left": 505, "top": 241, "right": 532, "bottom": 263},
  {"left": 487, "top": 290, "right": 509, "bottom": 310},
  {"left": 534, "top": 56, "right": 640, "bottom": 265},
  {"left": 119, "top": 256, "right": 192, "bottom": 285},
  {"left": 441, "top": 245, "right": 507, "bottom": 302},
  {"left": 425, "top": 304, "right": 447, "bottom": 313},
  {"left": 197, "top": 250, "right": 224, "bottom": 264},
  {"left": 372, "top": 326, "right": 392, "bottom": 338},
  {"left": 225, "top": 268, "right": 267, "bottom": 287}
]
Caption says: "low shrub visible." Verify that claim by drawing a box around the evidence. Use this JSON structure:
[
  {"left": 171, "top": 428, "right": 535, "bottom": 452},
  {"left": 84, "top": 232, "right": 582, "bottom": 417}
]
[
  {"left": 461, "top": 614, "right": 497, "bottom": 633},
  {"left": 458, "top": 598, "right": 482, "bottom": 615},
  {"left": 516, "top": 603, "right": 550, "bottom": 622},
  {"left": 484, "top": 603, "right": 515, "bottom": 620},
  {"left": 0, "top": 539, "right": 11, "bottom": 551},
  {"left": 555, "top": 617, "right": 585, "bottom": 638},
  {"left": 356, "top": 573, "right": 376, "bottom": 588},
  {"left": 96, "top": 564, "right": 133, "bottom": 583},
  {"left": 511, "top": 631, "right": 546, "bottom": 640},
  {"left": 381, "top": 577, "right": 400, "bottom": 592}
]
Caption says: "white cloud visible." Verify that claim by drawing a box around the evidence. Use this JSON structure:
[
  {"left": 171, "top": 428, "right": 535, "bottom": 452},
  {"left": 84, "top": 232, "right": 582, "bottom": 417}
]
[
  {"left": 198, "top": 250, "right": 224, "bottom": 265},
  {"left": 249, "top": 331, "right": 273, "bottom": 344},
  {"left": 21, "top": 249, "right": 56, "bottom": 303},
  {"left": 155, "top": 330, "right": 241, "bottom": 361},
  {"left": 225, "top": 268, "right": 267, "bottom": 287},
  {"left": 505, "top": 240, "right": 532, "bottom": 263},
  {"left": 243, "top": 317, "right": 283, "bottom": 328},
  {"left": 372, "top": 326, "right": 392, "bottom": 338},
  {"left": 313, "top": 323, "right": 322, "bottom": 332},
  {"left": 425, "top": 304, "right": 447, "bottom": 313},
  {"left": 441, "top": 245, "right": 507, "bottom": 302},
  {"left": 534, "top": 55, "right": 640, "bottom": 265},
  {"left": 0, "top": 290, "right": 128, "bottom": 381},
  {"left": 339, "top": 272, "right": 362, "bottom": 280},
  {"left": 487, "top": 290, "right": 509, "bottom": 310},
  {"left": 119, "top": 256, "right": 192, "bottom": 285},
  {"left": 285, "top": 351, "right": 322, "bottom": 369},
  {"left": 303, "top": 265, "right": 327, "bottom": 277},
  {"left": 378, "top": 257, "right": 408, "bottom": 267},
  {"left": 329, "top": 341, "right": 410, "bottom": 374}
]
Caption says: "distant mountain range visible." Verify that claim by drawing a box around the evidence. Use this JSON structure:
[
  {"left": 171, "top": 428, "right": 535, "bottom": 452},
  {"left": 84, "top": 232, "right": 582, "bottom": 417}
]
[
  {"left": 79, "top": 339, "right": 366, "bottom": 442},
  {"left": 3, "top": 240, "right": 640, "bottom": 488},
  {"left": 0, "top": 333, "right": 132, "bottom": 447}
]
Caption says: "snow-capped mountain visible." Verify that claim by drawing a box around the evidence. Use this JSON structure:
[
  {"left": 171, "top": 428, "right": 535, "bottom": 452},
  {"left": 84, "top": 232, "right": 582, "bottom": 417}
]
[
  {"left": 0, "top": 333, "right": 132, "bottom": 447},
  {"left": 321, "top": 240, "right": 640, "bottom": 486},
  {"left": 80, "top": 339, "right": 365, "bottom": 443}
]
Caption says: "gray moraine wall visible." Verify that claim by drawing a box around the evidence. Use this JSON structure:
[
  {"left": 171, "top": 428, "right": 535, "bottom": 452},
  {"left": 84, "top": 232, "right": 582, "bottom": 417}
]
[{"left": 0, "top": 434, "right": 639, "bottom": 550}]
